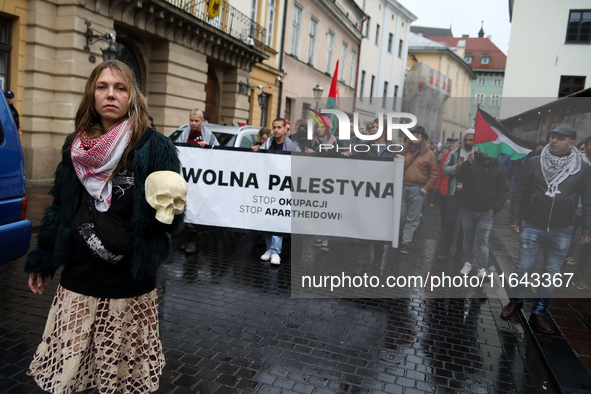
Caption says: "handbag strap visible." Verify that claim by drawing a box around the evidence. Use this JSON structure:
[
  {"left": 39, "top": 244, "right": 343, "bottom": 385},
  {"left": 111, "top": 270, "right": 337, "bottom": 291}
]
[{"left": 404, "top": 151, "right": 420, "bottom": 172}]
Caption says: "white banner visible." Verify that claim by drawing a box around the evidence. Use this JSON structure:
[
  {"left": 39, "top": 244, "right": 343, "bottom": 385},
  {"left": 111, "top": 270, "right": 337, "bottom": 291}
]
[{"left": 177, "top": 146, "right": 404, "bottom": 245}]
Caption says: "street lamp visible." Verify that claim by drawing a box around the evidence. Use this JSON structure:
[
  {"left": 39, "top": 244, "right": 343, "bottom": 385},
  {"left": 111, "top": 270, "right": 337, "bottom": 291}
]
[
  {"left": 84, "top": 21, "right": 118, "bottom": 62},
  {"left": 313, "top": 83, "right": 324, "bottom": 110},
  {"left": 258, "top": 92, "right": 268, "bottom": 127}
]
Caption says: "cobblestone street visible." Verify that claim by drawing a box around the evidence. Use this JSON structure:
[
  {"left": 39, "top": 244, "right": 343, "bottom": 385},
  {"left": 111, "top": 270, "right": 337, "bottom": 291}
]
[{"left": 1, "top": 196, "right": 565, "bottom": 393}]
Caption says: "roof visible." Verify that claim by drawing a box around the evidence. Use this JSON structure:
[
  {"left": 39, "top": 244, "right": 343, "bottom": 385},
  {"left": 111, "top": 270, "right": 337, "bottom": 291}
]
[
  {"left": 410, "top": 25, "right": 453, "bottom": 37},
  {"left": 428, "top": 36, "right": 507, "bottom": 71},
  {"left": 407, "top": 33, "right": 476, "bottom": 79}
]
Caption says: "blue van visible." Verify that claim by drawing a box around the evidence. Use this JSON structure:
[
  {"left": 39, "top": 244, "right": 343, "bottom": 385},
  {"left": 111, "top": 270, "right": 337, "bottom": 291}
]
[{"left": 0, "top": 93, "right": 31, "bottom": 265}]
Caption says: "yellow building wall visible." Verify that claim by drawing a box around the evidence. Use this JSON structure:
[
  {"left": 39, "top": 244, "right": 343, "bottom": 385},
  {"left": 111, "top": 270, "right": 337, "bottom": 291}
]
[
  {"left": 249, "top": 63, "right": 282, "bottom": 128},
  {"left": 412, "top": 51, "right": 473, "bottom": 139}
]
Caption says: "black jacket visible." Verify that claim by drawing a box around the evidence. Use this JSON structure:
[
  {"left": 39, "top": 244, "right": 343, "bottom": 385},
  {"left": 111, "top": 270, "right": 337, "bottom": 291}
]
[
  {"left": 509, "top": 155, "right": 591, "bottom": 234},
  {"left": 25, "top": 128, "right": 184, "bottom": 281},
  {"left": 457, "top": 156, "right": 507, "bottom": 213}
]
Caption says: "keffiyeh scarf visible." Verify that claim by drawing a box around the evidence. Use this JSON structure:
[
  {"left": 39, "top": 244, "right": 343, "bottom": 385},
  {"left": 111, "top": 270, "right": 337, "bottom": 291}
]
[
  {"left": 71, "top": 120, "right": 132, "bottom": 212},
  {"left": 540, "top": 144, "right": 581, "bottom": 198}
]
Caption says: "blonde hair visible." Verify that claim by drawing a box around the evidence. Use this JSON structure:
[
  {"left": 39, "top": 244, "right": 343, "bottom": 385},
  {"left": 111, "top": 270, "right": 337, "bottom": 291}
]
[{"left": 71, "top": 61, "right": 150, "bottom": 178}]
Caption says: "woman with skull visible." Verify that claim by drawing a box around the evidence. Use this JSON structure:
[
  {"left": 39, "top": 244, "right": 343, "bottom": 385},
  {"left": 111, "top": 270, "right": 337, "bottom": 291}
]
[{"left": 24, "top": 60, "right": 184, "bottom": 394}]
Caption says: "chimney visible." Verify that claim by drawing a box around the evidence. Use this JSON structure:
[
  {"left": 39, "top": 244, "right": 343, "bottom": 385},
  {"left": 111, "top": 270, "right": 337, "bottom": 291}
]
[
  {"left": 487, "top": 35, "right": 492, "bottom": 39},
  {"left": 462, "top": 34, "right": 469, "bottom": 38}
]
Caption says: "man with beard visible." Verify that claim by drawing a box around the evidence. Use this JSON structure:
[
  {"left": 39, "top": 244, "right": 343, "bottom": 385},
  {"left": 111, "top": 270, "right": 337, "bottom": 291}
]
[
  {"left": 398, "top": 126, "right": 438, "bottom": 254},
  {"left": 456, "top": 150, "right": 506, "bottom": 278},
  {"left": 501, "top": 126, "right": 591, "bottom": 334},
  {"left": 441, "top": 130, "right": 475, "bottom": 264}
]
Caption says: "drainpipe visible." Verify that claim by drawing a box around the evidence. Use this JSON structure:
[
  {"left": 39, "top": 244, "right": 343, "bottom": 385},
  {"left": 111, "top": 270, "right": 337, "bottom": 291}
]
[
  {"left": 354, "top": 14, "right": 367, "bottom": 113},
  {"left": 277, "top": 0, "right": 288, "bottom": 118}
]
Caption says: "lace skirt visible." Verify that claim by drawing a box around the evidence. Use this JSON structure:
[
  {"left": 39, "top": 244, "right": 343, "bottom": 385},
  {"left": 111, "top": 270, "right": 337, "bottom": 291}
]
[{"left": 28, "top": 285, "right": 165, "bottom": 394}]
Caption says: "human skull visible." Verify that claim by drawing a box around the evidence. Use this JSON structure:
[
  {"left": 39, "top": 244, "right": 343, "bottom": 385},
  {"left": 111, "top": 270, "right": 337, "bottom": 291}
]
[{"left": 145, "top": 171, "right": 188, "bottom": 224}]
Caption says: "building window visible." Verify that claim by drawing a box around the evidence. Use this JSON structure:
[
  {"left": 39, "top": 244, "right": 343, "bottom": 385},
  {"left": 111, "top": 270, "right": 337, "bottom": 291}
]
[
  {"left": 493, "top": 78, "right": 502, "bottom": 86},
  {"left": 393, "top": 85, "right": 398, "bottom": 110},
  {"left": 475, "top": 93, "right": 485, "bottom": 106},
  {"left": 566, "top": 10, "right": 591, "bottom": 43},
  {"left": 369, "top": 75, "right": 375, "bottom": 103},
  {"left": 464, "top": 55, "right": 472, "bottom": 63},
  {"left": 359, "top": 70, "right": 366, "bottom": 100},
  {"left": 387, "top": 33, "right": 393, "bottom": 53},
  {"left": 285, "top": 97, "right": 292, "bottom": 121},
  {"left": 365, "top": 17, "right": 371, "bottom": 38},
  {"left": 302, "top": 102, "right": 311, "bottom": 118},
  {"left": 490, "top": 94, "right": 500, "bottom": 107},
  {"left": 478, "top": 78, "right": 486, "bottom": 86},
  {"left": 398, "top": 39, "right": 403, "bottom": 58},
  {"left": 325, "top": 32, "right": 334, "bottom": 73},
  {"left": 383, "top": 81, "right": 388, "bottom": 108},
  {"left": 340, "top": 43, "right": 347, "bottom": 81},
  {"left": 481, "top": 55, "right": 490, "bottom": 64},
  {"left": 250, "top": 0, "right": 258, "bottom": 37},
  {"left": 559, "top": 75, "right": 586, "bottom": 97},
  {"left": 0, "top": 18, "right": 11, "bottom": 91},
  {"left": 307, "top": 19, "right": 317, "bottom": 65},
  {"left": 265, "top": 0, "right": 275, "bottom": 46},
  {"left": 375, "top": 24, "right": 380, "bottom": 45},
  {"left": 290, "top": 5, "right": 302, "bottom": 56},
  {"left": 349, "top": 51, "right": 356, "bottom": 86}
]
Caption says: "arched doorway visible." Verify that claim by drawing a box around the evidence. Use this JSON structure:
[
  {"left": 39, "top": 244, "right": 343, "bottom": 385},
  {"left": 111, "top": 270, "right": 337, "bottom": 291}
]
[
  {"left": 112, "top": 37, "right": 145, "bottom": 94},
  {"left": 205, "top": 69, "right": 219, "bottom": 124}
]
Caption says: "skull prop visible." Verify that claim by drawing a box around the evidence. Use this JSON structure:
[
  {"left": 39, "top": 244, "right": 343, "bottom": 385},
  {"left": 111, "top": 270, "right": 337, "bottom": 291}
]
[{"left": 145, "top": 171, "right": 188, "bottom": 224}]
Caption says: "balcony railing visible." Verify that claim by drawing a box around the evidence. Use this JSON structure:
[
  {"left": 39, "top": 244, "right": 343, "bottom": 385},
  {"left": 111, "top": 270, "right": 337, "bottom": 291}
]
[{"left": 166, "top": 0, "right": 266, "bottom": 51}]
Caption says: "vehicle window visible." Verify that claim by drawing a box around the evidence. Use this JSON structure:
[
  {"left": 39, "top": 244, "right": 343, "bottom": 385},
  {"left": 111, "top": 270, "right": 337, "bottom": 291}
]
[
  {"left": 239, "top": 134, "right": 255, "bottom": 148},
  {"left": 213, "top": 132, "right": 236, "bottom": 146}
]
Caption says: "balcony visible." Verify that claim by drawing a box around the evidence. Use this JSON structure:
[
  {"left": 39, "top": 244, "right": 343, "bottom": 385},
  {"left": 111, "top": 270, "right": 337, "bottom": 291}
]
[{"left": 166, "top": 0, "right": 266, "bottom": 51}]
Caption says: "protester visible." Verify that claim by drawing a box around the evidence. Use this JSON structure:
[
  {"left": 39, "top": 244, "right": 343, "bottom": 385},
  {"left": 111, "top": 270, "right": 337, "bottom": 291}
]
[
  {"left": 259, "top": 118, "right": 300, "bottom": 264},
  {"left": 439, "top": 130, "right": 475, "bottom": 262},
  {"left": 457, "top": 150, "right": 507, "bottom": 277},
  {"left": 5, "top": 90, "right": 20, "bottom": 136},
  {"left": 176, "top": 108, "right": 219, "bottom": 147},
  {"left": 176, "top": 109, "right": 219, "bottom": 253},
  {"left": 304, "top": 116, "right": 336, "bottom": 154},
  {"left": 502, "top": 126, "right": 591, "bottom": 334},
  {"left": 252, "top": 127, "right": 270, "bottom": 151},
  {"left": 353, "top": 117, "right": 397, "bottom": 158},
  {"left": 397, "top": 126, "right": 438, "bottom": 254},
  {"left": 24, "top": 60, "right": 183, "bottom": 393},
  {"left": 285, "top": 120, "right": 292, "bottom": 137},
  {"left": 434, "top": 137, "right": 459, "bottom": 228},
  {"left": 566, "top": 136, "right": 591, "bottom": 290}
]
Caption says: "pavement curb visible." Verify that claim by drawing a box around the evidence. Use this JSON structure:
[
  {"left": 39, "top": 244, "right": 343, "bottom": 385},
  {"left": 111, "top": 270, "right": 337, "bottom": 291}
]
[{"left": 489, "top": 230, "right": 591, "bottom": 394}]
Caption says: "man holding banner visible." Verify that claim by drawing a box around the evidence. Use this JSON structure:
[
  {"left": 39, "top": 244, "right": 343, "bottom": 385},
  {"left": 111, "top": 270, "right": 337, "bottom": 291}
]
[
  {"left": 259, "top": 118, "right": 300, "bottom": 265},
  {"left": 176, "top": 109, "right": 220, "bottom": 148}
]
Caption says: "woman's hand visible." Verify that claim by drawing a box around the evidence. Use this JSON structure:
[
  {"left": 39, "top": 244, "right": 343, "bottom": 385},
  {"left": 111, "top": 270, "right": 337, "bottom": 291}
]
[
  {"left": 305, "top": 147, "right": 315, "bottom": 154},
  {"left": 29, "top": 273, "right": 47, "bottom": 295}
]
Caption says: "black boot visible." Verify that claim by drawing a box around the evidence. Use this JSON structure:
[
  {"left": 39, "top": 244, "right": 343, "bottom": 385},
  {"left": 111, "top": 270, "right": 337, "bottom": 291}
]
[{"left": 185, "top": 232, "right": 197, "bottom": 254}]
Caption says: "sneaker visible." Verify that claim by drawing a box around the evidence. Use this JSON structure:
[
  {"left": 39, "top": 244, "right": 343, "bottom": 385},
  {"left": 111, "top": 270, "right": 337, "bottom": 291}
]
[
  {"left": 476, "top": 267, "right": 487, "bottom": 279},
  {"left": 565, "top": 257, "right": 576, "bottom": 266},
  {"left": 460, "top": 261, "right": 473, "bottom": 275},
  {"left": 320, "top": 239, "right": 329, "bottom": 252},
  {"left": 270, "top": 253, "right": 281, "bottom": 265},
  {"left": 399, "top": 244, "right": 409, "bottom": 254},
  {"left": 573, "top": 276, "right": 590, "bottom": 291},
  {"left": 261, "top": 250, "right": 272, "bottom": 261}
]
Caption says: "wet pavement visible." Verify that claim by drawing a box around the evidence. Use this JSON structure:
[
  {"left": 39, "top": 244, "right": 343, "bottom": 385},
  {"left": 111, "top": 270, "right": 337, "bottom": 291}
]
[{"left": 0, "top": 187, "right": 586, "bottom": 393}]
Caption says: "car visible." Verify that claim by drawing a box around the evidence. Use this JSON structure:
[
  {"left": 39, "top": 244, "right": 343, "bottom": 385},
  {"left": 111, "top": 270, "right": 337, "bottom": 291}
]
[
  {"left": 169, "top": 123, "right": 262, "bottom": 149},
  {"left": 0, "top": 93, "right": 31, "bottom": 266}
]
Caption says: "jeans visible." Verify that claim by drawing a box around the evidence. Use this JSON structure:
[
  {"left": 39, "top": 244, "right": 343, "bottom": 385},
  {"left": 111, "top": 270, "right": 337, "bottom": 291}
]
[
  {"left": 400, "top": 185, "right": 426, "bottom": 246},
  {"left": 264, "top": 234, "right": 283, "bottom": 255},
  {"left": 443, "top": 195, "right": 462, "bottom": 250},
  {"left": 510, "top": 221, "right": 573, "bottom": 316},
  {"left": 461, "top": 207, "right": 494, "bottom": 270}
]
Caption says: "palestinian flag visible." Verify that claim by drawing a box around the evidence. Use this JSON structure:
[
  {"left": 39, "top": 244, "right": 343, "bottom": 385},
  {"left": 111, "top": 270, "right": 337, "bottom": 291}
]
[
  {"left": 326, "top": 61, "right": 339, "bottom": 135},
  {"left": 474, "top": 108, "right": 536, "bottom": 160}
]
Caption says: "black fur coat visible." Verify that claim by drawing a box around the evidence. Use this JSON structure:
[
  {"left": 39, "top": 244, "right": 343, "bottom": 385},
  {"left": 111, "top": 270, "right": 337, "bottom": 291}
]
[{"left": 25, "top": 128, "right": 184, "bottom": 282}]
